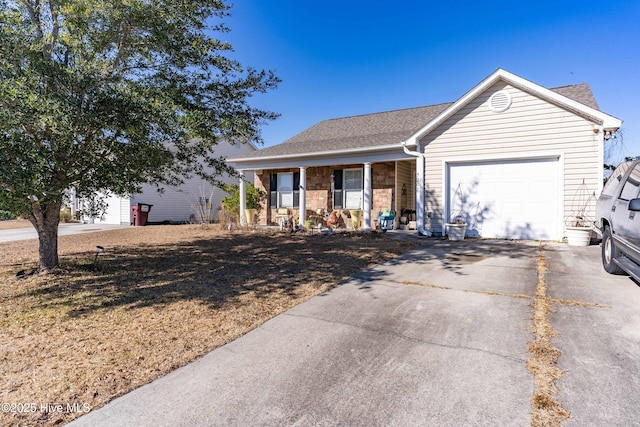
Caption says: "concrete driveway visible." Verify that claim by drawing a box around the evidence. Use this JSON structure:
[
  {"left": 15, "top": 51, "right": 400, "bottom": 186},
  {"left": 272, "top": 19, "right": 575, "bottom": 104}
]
[
  {"left": 69, "top": 239, "right": 640, "bottom": 426},
  {"left": 0, "top": 223, "right": 127, "bottom": 243}
]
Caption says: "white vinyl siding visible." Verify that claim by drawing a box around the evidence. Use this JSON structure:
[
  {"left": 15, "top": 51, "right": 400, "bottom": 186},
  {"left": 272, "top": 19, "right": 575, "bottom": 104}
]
[
  {"left": 420, "top": 81, "right": 600, "bottom": 238},
  {"left": 95, "top": 193, "right": 127, "bottom": 225},
  {"left": 132, "top": 141, "right": 255, "bottom": 223},
  {"left": 119, "top": 197, "right": 130, "bottom": 225},
  {"left": 396, "top": 161, "right": 415, "bottom": 213}
]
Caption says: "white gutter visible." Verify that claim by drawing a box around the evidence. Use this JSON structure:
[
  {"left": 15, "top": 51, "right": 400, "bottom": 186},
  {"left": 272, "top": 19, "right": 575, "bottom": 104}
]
[
  {"left": 402, "top": 138, "right": 430, "bottom": 236},
  {"left": 231, "top": 142, "right": 413, "bottom": 164}
]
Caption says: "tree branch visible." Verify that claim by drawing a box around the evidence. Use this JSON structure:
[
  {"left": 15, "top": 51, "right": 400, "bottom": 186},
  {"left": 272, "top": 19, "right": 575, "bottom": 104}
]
[
  {"left": 46, "top": 1, "right": 60, "bottom": 60},
  {"left": 111, "top": 24, "right": 132, "bottom": 76},
  {"left": 19, "top": 0, "right": 43, "bottom": 41}
]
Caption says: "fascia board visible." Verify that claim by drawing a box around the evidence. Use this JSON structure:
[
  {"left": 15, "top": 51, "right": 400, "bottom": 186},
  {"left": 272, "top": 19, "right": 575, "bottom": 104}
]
[
  {"left": 229, "top": 143, "right": 408, "bottom": 165},
  {"left": 503, "top": 70, "right": 623, "bottom": 128},
  {"left": 229, "top": 147, "right": 415, "bottom": 171},
  {"left": 408, "top": 69, "right": 622, "bottom": 143},
  {"left": 409, "top": 68, "right": 506, "bottom": 142}
]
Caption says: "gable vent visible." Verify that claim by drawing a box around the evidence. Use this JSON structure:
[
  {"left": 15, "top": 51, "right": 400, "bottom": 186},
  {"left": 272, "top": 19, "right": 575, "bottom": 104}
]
[{"left": 488, "top": 91, "right": 512, "bottom": 112}]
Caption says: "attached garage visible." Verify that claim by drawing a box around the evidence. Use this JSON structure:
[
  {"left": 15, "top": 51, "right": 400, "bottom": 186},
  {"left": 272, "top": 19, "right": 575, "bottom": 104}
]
[
  {"left": 230, "top": 69, "right": 622, "bottom": 239},
  {"left": 446, "top": 157, "right": 562, "bottom": 240}
]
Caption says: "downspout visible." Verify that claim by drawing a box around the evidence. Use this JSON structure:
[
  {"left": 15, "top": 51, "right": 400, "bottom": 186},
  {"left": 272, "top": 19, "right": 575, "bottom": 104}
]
[{"left": 403, "top": 138, "right": 430, "bottom": 236}]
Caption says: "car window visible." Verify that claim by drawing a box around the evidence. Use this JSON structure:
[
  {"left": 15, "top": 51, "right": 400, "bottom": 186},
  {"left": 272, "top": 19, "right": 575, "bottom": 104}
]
[
  {"left": 602, "top": 161, "right": 633, "bottom": 197},
  {"left": 619, "top": 164, "right": 640, "bottom": 201}
]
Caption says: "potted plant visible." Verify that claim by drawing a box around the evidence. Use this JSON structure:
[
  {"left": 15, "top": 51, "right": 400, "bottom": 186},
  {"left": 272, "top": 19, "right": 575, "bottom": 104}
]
[
  {"left": 445, "top": 183, "right": 467, "bottom": 240},
  {"left": 565, "top": 179, "right": 595, "bottom": 246},
  {"left": 221, "top": 182, "right": 266, "bottom": 227}
]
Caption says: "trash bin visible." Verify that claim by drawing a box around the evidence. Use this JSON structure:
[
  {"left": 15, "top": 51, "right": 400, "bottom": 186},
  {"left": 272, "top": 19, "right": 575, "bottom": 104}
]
[{"left": 132, "top": 203, "right": 153, "bottom": 226}]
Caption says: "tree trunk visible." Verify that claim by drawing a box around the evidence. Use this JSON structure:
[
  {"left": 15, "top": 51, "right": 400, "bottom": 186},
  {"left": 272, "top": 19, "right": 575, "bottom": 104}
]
[{"left": 29, "top": 200, "right": 63, "bottom": 271}]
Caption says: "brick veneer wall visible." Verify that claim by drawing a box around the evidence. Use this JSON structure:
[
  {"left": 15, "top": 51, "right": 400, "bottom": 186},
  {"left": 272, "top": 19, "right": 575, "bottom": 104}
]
[{"left": 254, "top": 162, "right": 397, "bottom": 227}]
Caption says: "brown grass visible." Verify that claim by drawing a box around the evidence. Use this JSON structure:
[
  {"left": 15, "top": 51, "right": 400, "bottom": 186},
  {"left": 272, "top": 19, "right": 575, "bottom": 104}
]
[
  {"left": 0, "top": 224, "right": 415, "bottom": 426},
  {"left": 527, "top": 246, "right": 571, "bottom": 426},
  {"left": 0, "top": 219, "right": 32, "bottom": 230}
]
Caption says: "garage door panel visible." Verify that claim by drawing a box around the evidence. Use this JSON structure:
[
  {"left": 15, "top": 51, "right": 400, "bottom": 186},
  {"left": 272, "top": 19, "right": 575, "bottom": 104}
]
[{"left": 448, "top": 159, "right": 560, "bottom": 240}]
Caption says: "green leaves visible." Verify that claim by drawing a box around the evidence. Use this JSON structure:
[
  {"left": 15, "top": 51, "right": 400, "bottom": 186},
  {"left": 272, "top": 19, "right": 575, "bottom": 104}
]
[
  {"left": 0, "top": 0, "right": 279, "bottom": 268},
  {"left": 221, "top": 181, "right": 266, "bottom": 220}
]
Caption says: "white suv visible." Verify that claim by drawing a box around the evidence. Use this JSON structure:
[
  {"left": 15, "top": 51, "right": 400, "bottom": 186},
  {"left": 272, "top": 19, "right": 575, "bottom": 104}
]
[{"left": 595, "top": 159, "right": 640, "bottom": 280}]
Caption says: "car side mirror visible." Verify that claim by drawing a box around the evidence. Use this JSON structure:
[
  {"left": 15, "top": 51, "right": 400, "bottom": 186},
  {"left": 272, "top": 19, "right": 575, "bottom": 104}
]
[{"left": 629, "top": 198, "right": 640, "bottom": 211}]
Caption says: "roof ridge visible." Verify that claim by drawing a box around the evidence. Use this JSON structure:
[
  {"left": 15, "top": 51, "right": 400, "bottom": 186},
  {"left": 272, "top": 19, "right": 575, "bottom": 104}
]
[
  {"left": 550, "top": 82, "right": 589, "bottom": 90},
  {"left": 321, "top": 101, "right": 454, "bottom": 122},
  {"left": 318, "top": 82, "right": 591, "bottom": 123}
]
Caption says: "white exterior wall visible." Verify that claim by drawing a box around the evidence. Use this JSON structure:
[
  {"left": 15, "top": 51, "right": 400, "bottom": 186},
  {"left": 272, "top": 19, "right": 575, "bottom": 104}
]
[
  {"left": 395, "top": 160, "right": 415, "bottom": 213},
  {"left": 420, "top": 81, "right": 601, "bottom": 236},
  {"left": 95, "top": 194, "right": 127, "bottom": 225},
  {"left": 98, "top": 140, "right": 256, "bottom": 224},
  {"left": 132, "top": 141, "right": 256, "bottom": 224}
]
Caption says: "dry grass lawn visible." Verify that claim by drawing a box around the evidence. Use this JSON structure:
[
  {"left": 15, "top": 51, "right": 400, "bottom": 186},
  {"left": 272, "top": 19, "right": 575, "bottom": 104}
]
[
  {"left": 0, "top": 224, "right": 415, "bottom": 426},
  {"left": 0, "top": 219, "right": 32, "bottom": 230}
]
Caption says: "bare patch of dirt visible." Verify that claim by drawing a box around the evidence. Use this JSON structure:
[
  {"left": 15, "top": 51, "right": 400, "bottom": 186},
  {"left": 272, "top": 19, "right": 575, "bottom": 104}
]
[{"left": 0, "top": 225, "right": 416, "bottom": 426}]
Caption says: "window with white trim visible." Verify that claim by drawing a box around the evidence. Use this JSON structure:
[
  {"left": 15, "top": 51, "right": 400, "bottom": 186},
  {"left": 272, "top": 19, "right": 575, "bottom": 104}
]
[
  {"left": 343, "top": 168, "right": 363, "bottom": 209},
  {"left": 277, "top": 172, "right": 294, "bottom": 208}
]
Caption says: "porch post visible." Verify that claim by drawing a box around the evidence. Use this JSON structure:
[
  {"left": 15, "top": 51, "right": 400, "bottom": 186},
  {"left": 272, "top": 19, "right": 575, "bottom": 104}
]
[
  {"left": 298, "top": 166, "right": 307, "bottom": 227},
  {"left": 416, "top": 154, "right": 425, "bottom": 235},
  {"left": 239, "top": 171, "right": 246, "bottom": 226},
  {"left": 362, "top": 162, "right": 372, "bottom": 231}
]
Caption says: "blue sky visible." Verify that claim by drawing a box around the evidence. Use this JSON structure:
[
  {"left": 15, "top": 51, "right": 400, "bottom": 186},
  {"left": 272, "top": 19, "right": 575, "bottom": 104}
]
[{"left": 224, "top": 1, "right": 640, "bottom": 164}]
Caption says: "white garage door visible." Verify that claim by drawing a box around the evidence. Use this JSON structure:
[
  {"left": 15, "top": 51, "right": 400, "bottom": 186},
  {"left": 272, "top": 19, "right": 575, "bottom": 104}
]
[{"left": 447, "top": 158, "right": 561, "bottom": 240}]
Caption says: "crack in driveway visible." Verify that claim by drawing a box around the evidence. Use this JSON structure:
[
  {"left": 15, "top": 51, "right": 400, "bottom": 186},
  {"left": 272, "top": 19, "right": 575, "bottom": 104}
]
[
  {"left": 284, "top": 312, "right": 527, "bottom": 365},
  {"left": 400, "top": 279, "right": 609, "bottom": 308}
]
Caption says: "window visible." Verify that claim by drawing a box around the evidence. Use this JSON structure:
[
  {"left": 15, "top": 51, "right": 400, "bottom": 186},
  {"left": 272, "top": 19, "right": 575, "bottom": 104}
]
[
  {"left": 270, "top": 172, "right": 300, "bottom": 209},
  {"left": 602, "top": 161, "right": 632, "bottom": 198},
  {"left": 619, "top": 165, "right": 640, "bottom": 201},
  {"left": 278, "top": 173, "right": 293, "bottom": 208},
  {"left": 344, "top": 169, "right": 363, "bottom": 209}
]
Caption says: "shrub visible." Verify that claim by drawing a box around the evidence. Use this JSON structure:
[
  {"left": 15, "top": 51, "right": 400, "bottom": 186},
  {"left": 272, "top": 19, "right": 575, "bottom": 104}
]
[
  {"left": 60, "top": 208, "right": 72, "bottom": 223},
  {"left": 221, "top": 182, "right": 266, "bottom": 222},
  {"left": 0, "top": 210, "right": 17, "bottom": 221}
]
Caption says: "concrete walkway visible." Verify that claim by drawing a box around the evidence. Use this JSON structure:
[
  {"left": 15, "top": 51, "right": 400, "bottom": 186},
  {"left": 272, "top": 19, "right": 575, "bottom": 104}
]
[
  {"left": 0, "top": 223, "right": 128, "bottom": 243},
  {"left": 68, "top": 239, "right": 640, "bottom": 426}
]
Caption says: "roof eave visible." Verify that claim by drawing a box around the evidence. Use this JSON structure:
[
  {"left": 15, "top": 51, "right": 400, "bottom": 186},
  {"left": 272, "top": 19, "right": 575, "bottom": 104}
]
[
  {"left": 229, "top": 142, "right": 409, "bottom": 165},
  {"left": 408, "top": 68, "right": 622, "bottom": 142}
]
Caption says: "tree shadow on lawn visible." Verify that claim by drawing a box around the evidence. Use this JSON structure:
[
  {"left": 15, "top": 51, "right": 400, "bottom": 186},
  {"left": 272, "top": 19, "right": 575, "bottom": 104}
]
[{"left": 20, "top": 232, "right": 410, "bottom": 317}]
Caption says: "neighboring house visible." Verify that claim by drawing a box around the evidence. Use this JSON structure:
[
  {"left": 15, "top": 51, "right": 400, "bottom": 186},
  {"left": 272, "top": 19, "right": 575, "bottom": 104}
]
[
  {"left": 73, "top": 139, "right": 256, "bottom": 225},
  {"left": 228, "top": 69, "right": 622, "bottom": 240}
]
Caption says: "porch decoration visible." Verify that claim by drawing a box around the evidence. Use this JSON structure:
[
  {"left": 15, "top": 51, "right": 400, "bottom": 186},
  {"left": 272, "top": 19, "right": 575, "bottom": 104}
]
[
  {"left": 378, "top": 210, "right": 396, "bottom": 232},
  {"left": 221, "top": 182, "right": 266, "bottom": 227},
  {"left": 445, "top": 183, "right": 467, "bottom": 240},
  {"left": 244, "top": 208, "right": 257, "bottom": 226},
  {"left": 350, "top": 209, "right": 363, "bottom": 230},
  {"left": 565, "top": 179, "right": 595, "bottom": 246}
]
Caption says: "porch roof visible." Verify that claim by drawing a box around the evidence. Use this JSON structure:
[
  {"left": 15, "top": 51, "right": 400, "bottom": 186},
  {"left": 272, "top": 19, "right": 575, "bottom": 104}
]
[
  {"left": 240, "top": 102, "right": 453, "bottom": 160},
  {"left": 232, "top": 81, "right": 602, "bottom": 164}
]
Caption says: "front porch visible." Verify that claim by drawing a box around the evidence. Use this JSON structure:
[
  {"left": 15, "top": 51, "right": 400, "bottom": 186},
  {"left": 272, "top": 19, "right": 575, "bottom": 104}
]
[{"left": 246, "top": 160, "right": 416, "bottom": 231}]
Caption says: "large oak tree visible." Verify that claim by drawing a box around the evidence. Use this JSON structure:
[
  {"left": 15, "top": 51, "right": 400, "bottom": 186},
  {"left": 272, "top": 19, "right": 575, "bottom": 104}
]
[{"left": 0, "top": 0, "right": 279, "bottom": 270}]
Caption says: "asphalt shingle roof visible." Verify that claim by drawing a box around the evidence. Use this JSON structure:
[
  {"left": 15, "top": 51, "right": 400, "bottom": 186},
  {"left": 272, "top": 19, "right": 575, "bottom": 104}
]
[
  {"left": 549, "top": 83, "right": 599, "bottom": 110},
  {"left": 239, "top": 83, "right": 599, "bottom": 160}
]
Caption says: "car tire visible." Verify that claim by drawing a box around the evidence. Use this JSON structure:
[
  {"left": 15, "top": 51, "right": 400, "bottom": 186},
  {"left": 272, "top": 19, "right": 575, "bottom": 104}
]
[{"left": 602, "top": 226, "right": 625, "bottom": 274}]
